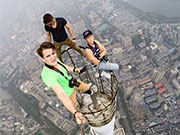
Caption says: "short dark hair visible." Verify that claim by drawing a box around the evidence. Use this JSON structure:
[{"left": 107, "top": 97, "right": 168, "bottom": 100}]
[
  {"left": 83, "top": 30, "right": 93, "bottom": 39},
  {"left": 37, "top": 42, "right": 55, "bottom": 58},
  {"left": 43, "top": 13, "right": 53, "bottom": 24}
]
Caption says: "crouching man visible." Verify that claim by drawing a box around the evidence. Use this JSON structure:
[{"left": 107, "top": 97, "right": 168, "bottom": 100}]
[
  {"left": 83, "top": 30, "right": 119, "bottom": 78},
  {"left": 37, "top": 42, "right": 92, "bottom": 124}
]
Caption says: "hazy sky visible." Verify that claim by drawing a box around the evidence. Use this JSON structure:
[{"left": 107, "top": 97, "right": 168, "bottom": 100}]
[
  {"left": 0, "top": 0, "right": 47, "bottom": 27},
  {"left": 126, "top": 0, "right": 180, "bottom": 17},
  {"left": 0, "top": 0, "right": 25, "bottom": 24}
]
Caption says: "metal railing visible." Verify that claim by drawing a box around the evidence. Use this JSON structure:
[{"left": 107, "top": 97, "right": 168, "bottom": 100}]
[{"left": 61, "top": 46, "right": 119, "bottom": 133}]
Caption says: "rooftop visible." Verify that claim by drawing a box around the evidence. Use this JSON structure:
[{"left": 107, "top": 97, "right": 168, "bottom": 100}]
[
  {"left": 154, "top": 82, "right": 163, "bottom": 89},
  {"left": 157, "top": 87, "right": 167, "bottom": 94}
]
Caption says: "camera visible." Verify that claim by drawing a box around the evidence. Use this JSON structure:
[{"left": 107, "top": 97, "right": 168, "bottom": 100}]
[{"left": 69, "top": 78, "right": 80, "bottom": 88}]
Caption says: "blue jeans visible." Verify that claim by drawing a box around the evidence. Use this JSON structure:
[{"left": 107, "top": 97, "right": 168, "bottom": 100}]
[{"left": 96, "top": 61, "right": 119, "bottom": 71}]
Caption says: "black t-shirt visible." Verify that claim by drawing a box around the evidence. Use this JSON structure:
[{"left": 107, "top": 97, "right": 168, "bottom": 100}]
[{"left": 45, "top": 17, "right": 68, "bottom": 42}]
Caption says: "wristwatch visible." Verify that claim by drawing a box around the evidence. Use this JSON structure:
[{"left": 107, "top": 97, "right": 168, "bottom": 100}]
[{"left": 72, "top": 37, "right": 76, "bottom": 40}]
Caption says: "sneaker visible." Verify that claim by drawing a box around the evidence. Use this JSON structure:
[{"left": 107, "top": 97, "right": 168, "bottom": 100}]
[
  {"left": 88, "top": 83, "right": 92, "bottom": 87},
  {"left": 88, "top": 83, "right": 94, "bottom": 95},
  {"left": 91, "top": 85, "right": 98, "bottom": 93},
  {"left": 90, "top": 89, "right": 94, "bottom": 95},
  {"left": 83, "top": 83, "right": 94, "bottom": 95},
  {"left": 95, "top": 72, "right": 99, "bottom": 78},
  {"left": 101, "top": 71, "right": 111, "bottom": 79},
  {"left": 84, "top": 89, "right": 93, "bottom": 95}
]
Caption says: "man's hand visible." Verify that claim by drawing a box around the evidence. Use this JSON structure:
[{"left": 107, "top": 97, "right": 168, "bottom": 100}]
[
  {"left": 75, "top": 68, "right": 81, "bottom": 74},
  {"left": 99, "top": 53, "right": 105, "bottom": 58},
  {"left": 75, "top": 112, "right": 86, "bottom": 124},
  {"left": 72, "top": 39, "right": 77, "bottom": 44},
  {"left": 75, "top": 67, "right": 86, "bottom": 74}
]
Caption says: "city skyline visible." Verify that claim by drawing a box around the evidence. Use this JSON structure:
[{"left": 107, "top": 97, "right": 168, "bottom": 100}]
[{"left": 0, "top": 0, "right": 180, "bottom": 135}]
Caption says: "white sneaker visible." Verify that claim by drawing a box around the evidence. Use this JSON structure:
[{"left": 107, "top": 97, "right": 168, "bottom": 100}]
[
  {"left": 91, "top": 85, "right": 98, "bottom": 93},
  {"left": 86, "top": 83, "right": 94, "bottom": 95},
  {"left": 101, "top": 71, "right": 111, "bottom": 79},
  {"left": 88, "top": 83, "right": 92, "bottom": 87},
  {"left": 95, "top": 72, "right": 99, "bottom": 78}
]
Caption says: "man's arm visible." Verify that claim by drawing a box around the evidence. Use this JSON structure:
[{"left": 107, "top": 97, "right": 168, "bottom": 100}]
[
  {"left": 52, "top": 83, "right": 84, "bottom": 124},
  {"left": 63, "top": 64, "right": 81, "bottom": 73},
  {"left": 95, "top": 40, "right": 107, "bottom": 57},
  {"left": 65, "top": 22, "right": 76, "bottom": 41},
  {"left": 46, "top": 32, "right": 52, "bottom": 43},
  {"left": 85, "top": 49, "right": 101, "bottom": 66},
  {"left": 52, "top": 83, "right": 76, "bottom": 114}
]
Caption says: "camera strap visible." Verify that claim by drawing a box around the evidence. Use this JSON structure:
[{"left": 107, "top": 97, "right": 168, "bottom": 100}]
[{"left": 45, "top": 62, "right": 70, "bottom": 81}]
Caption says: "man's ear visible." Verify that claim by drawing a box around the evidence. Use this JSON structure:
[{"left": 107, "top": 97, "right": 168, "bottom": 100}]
[{"left": 39, "top": 56, "right": 45, "bottom": 62}]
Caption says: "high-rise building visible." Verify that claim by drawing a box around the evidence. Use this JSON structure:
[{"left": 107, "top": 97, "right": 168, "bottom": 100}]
[
  {"left": 62, "top": 47, "right": 121, "bottom": 135},
  {"left": 151, "top": 69, "right": 165, "bottom": 83}
]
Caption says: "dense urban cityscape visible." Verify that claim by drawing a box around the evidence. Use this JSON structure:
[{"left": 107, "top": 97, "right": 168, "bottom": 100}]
[{"left": 0, "top": 0, "right": 180, "bottom": 135}]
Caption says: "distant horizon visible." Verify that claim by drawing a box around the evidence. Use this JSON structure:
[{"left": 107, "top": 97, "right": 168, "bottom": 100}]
[{"left": 125, "top": 0, "right": 180, "bottom": 18}]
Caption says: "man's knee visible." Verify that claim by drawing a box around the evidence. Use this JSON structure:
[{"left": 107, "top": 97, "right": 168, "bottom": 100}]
[
  {"left": 109, "top": 63, "right": 119, "bottom": 71},
  {"left": 67, "top": 39, "right": 76, "bottom": 46},
  {"left": 99, "top": 62, "right": 119, "bottom": 71},
  {"left": 114, "top": 64, "right": 119, "bottom": 70}
]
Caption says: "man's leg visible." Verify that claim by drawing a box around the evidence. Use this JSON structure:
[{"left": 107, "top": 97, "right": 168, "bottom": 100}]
[
  {"left": 77, "top": 80, "right": 90, "bottom": 93},
  {"left": 69, "top": 89, "right": 78, "bottom": 110},
  {"left": 64, "top": 38, "right": 84, "bottom": 56},
  {"left": 69, "top": 81, "right": 91, "bottom": 109},
  {"left": 97, "top": 61, "right": 119, "bottom": 71},
  {"left": 54, "top": 41, "right": 63, "bottom": 62}
]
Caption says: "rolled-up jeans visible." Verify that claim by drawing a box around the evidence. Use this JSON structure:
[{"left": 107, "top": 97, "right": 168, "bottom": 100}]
[{"left": 96, "top": 61, "right": 119, "bottom": 71}]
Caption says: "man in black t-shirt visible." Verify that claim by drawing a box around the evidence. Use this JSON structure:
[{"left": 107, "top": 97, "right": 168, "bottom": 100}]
[{"left": 43, "top": 13, "right": 84, "bottom": 62}]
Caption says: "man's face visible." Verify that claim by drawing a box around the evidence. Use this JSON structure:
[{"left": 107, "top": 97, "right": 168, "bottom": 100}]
[
  {"left": 41, "top": 48, "right": 57, "bottom": 66},
  {"left": 46, "top": 21, "right": 53, "bottom": 27},
  {"left": 46, "top": 19, "right": 55, "bottom": 27},
  {"left": 85, "top": 34, "right": 94, "bottom": 44}
]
